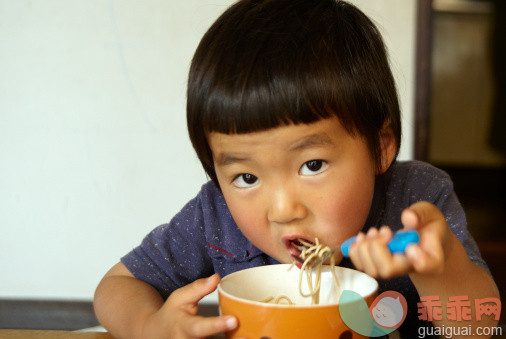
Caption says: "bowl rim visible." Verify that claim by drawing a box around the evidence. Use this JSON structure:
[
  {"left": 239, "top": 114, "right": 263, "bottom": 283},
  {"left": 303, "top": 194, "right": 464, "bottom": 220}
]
[{"left": 217, "top": 264, "right": 378, "bottom": 309}]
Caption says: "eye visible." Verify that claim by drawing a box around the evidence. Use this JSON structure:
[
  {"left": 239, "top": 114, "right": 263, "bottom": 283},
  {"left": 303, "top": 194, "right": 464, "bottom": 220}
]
[
  {"left": 299, "top": 160, "right": 327, "bottom": 176},
  {"left": 232, "top": 173, "right": 259, "bottom": 188}
]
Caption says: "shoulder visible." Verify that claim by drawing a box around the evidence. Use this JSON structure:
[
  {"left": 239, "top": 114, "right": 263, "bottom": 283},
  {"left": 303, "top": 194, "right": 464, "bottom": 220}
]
[
  {"left": 390, "top": 160, "right": 451, "bottom": 184},
  {"left": 197, "top": 181, "right": 253, "bottom": 248},
  {"left": 170, "top": 181, "right": 227, "bottom": 218},
  {"left": 197, "top": 182, "right": 271, "bottom": 267},
  {"left": 199, "top": 180, "right": 223, "bottom": 198},
  {"left": 381, "top": 161, "right": 457, "bottom": 227},
  {"left": 388, "top": 160, "right": 454, "bottom": 203},
  {"left": 145, "top": 181, "right": 228, "bottom": 241},
  {"left": 195, "top": 181, "right": 234, "bottom": 222},
  {"left": 386, "top": 161, "right": 466, "bottom": 230}
]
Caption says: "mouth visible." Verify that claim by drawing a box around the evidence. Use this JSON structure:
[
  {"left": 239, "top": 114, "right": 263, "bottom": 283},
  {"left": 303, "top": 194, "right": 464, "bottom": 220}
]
[{"left": 282, "top": 235, "right": 315, "bottom": 268}]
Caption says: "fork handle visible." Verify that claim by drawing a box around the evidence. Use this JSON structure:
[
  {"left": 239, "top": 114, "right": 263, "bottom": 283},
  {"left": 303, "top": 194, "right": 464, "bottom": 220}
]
[{"left": 340, "top": 229, "right": 419, "bottom": 257}]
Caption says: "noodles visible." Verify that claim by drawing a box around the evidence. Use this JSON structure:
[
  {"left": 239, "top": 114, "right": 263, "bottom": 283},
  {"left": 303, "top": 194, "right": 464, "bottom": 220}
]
[
  {"left": 260, "top": 238, "right": 340, "bottom": 305},
  {"left": 260, "top": 295, "right": 294, "bottom": 305},
  {"left": 297, "top": 238, "right": 340, "bottom": 305}
]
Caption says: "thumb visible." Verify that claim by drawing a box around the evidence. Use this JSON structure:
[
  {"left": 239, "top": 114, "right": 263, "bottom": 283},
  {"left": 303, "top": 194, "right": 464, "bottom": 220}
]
[
  {"left": 169, "top": 273, "right": 220, "bottom": 307},
  {"left": 401, "top": 202, "right": 448, "bottom": 274},
  {"left": 401, "top": 201, "right": 444, "bottom": 231}
]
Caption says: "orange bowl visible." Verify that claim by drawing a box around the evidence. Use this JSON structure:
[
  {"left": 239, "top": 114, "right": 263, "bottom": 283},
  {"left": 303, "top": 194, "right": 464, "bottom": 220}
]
[{"left": 218, "top": 264, "right": 378, "bottom": 339}]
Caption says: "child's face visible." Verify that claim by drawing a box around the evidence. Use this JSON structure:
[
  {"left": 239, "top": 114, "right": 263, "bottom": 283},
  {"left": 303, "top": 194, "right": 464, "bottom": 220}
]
[{"left": 208, "top": 116, "right": 378, "bottom": 265}]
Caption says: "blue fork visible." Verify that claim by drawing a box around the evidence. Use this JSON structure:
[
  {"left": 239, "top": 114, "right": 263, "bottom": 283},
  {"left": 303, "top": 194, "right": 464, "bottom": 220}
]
[{"left": 340, "top": 229, "right": 420, "bottom": 257}]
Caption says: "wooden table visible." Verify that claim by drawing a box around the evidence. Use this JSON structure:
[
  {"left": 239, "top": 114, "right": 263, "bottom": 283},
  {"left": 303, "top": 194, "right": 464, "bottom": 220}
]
[{"left": 0, "top": 330, "right": 113, "bottom": 338}]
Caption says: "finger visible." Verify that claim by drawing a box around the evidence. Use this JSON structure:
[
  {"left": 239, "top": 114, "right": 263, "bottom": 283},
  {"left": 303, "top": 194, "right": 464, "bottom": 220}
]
[
  {"left": 400, "top": 208, "right": 419, "bottom": 230},
  {"left": 371, "top": 245, "right": 412, "bottom": 278},
  {"left": 170, "top": 274, "right": 220, "bottom": 307},
  {"left": 402, "top": 203, "right": 445, "bottom": 250},
  {"left": 370, "top": 226, "right": 413, "bottom": 278},
  {"left": 401, "top": 201, "right": 444, "bottom": 231},
  {"left": 369, "top": 227, "right": 396, "bottom": 278},
  {"left": 348, "top": 232, "right": 365, "bottom": 270},
  {"left": 378, "top": 225, "right": 393, "bottom": 239},
  {"left": 406, "top": 243, "right": 444, "bottom": 275},
  {"left": 402, "top": 202, "right": 447, "bottom": 272},
  {"left": 357, "top": 228, "right": 380, "bottom": 277},
  {"left": 182, "top": 314, "right": 238, "bottom": 338},
  {"left": 367, "top": 227, "right": 409, "bottom": 278},
  {"left": 389, "top": 254, "right": 412, "bottom": 276}
]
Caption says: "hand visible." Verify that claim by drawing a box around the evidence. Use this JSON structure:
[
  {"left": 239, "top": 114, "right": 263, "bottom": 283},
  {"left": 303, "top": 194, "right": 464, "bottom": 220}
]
[
  {"left": 141, "top": 274, "right": 238, "bottom": 339},
  {"left": 348, "top": 201, "right": 449, "bottom": 279}
]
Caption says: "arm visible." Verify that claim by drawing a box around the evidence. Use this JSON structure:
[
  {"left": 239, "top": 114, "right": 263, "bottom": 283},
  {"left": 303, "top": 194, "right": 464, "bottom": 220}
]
[
  {"left": 93, "top": 262, "right": 238, "bottom": 339},
  {"left": 404, "top": 203, "right": 499, "bottom": 332},
  {"left": 349, "top": 202, "right": 499, "bottom": 336}
]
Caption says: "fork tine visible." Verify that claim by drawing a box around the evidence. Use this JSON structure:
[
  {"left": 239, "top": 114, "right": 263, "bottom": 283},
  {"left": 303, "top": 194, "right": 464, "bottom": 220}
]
[
  {"left": 307, "top": 248, "right": 336, "bottom": 268},
  {"left": 291, "top": 254, "right": 305, "bottom": 264}
]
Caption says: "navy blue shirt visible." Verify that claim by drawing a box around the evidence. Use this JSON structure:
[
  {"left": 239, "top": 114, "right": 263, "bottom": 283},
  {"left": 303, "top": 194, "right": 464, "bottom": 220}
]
[{"left": 121, "top": 160, "right": 490, "bottom": 338}]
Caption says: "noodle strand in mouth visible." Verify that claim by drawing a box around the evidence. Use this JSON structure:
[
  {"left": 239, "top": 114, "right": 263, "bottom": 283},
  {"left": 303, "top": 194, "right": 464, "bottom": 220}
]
[{"left": 261, "top": 238, "right": 340, "bottom": 305}]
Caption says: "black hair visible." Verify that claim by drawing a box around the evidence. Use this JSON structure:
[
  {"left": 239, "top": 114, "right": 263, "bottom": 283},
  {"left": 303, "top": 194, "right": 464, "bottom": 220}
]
[{"left": 187, "top": 0, "right": 401, "bottom": 187}]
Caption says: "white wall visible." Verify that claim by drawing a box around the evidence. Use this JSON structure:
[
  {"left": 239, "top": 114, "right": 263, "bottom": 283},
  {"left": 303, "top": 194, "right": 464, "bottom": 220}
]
[{"left": 0, "top": 0, "right": 416, "bottom": 301}]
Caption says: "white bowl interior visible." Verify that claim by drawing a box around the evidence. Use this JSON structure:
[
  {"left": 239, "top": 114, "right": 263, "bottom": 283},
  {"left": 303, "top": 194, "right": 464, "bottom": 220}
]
[{"left": 219, "top": 264, "right": 377, "bottom": 307}]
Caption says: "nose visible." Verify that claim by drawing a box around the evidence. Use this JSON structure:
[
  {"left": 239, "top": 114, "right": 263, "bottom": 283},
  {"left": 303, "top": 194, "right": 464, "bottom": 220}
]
[{"left": 267, "top": 184, "right": 307, "bottom": 225}]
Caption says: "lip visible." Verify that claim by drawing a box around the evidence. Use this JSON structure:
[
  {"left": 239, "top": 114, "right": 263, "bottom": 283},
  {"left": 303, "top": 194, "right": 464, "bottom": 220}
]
[
  {"left": 282, "top": 234, "right": 315, "bottom": 267},
  {"left": 282, "top": 234, "right": 314, "bottom": 248}
]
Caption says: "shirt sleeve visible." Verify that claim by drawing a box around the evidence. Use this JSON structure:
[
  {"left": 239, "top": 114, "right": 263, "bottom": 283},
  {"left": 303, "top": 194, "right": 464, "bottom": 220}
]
[{"left": 121, "top": 190, "right": 215, "bottom": 299}]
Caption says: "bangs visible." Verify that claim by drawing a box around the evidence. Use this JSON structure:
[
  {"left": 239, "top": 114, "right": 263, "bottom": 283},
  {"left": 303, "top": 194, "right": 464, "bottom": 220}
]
[
  {"left": 187, "top": 0, "right": 361, "bottom": 136},
  {"left": 199, "top": 61, "right": 342, "bottom": 135}
]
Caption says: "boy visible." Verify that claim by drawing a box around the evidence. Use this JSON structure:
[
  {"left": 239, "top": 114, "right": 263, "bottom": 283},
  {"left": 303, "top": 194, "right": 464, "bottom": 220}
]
[{"left": 94, "top": 0, "right": 499, "bottom": 338}]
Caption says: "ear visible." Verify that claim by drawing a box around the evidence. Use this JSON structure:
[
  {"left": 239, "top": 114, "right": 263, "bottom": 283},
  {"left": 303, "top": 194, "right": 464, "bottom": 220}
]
[{"left": 378, "top": 120, "right": 397, "bottom": 174}]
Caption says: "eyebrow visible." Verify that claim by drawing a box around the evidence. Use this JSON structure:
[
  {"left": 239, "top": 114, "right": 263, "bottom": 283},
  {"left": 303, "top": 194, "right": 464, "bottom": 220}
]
[
  {"left": 216, "top": 153, "right": 249, "bottom": 167},
  {"left": 215, "top": 133, "right": 334, "bottom": 167},
  {"left": 287, "top": 133, "right": 335, "bottom": 152}
]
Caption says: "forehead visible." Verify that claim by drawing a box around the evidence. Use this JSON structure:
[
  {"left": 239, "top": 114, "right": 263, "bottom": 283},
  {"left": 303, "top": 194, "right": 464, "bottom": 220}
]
[{"left": 207, "top": 117, "right": 351, "bottom": 160}]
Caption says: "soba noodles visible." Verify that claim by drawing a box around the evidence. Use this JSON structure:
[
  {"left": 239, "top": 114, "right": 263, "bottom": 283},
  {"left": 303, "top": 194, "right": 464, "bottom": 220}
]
[
  {"left": 261, "top": 238, "right": 340, "bottom": 305},
  {"left": 260, "top": 295, "right": 294, "bottom": 305}
]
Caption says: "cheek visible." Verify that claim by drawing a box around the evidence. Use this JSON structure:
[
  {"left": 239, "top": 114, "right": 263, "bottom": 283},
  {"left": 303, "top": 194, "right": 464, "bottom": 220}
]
[
  {"left": 316, "top": 171, "right": 375, "bottom": 239},
  {"left": 222, "top": 194, "right": 266, "bottom": 242},
  {"left": 215, "top": 174, "right": 272, "bottom": 250}
]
